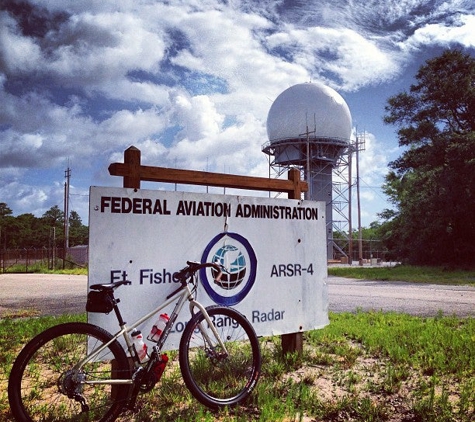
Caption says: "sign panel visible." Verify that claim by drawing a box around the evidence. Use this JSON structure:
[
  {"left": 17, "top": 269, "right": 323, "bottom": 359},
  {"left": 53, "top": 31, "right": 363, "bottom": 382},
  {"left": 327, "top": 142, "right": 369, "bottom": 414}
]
[{"left": 89, "top": 187, "right": 328, "bottom": 349}]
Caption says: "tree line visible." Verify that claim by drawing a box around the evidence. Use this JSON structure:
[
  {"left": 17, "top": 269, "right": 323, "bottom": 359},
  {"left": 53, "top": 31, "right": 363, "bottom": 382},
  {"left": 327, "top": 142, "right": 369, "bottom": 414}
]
[
  {"left": 378, "top": 49, "right": 475, "bottom": 267},
  {"left": 0, "top": 203, "right": 88, "bottom": 249}
]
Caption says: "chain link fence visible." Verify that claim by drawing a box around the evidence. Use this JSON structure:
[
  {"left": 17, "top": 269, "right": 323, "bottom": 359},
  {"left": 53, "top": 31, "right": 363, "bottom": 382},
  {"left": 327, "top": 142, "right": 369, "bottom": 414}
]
[
  {"left": 332, "top": 238, "right": 389, "bottom": 264},
  {"left": 0, "top": 245, "right": 88, "bottom": 273}
]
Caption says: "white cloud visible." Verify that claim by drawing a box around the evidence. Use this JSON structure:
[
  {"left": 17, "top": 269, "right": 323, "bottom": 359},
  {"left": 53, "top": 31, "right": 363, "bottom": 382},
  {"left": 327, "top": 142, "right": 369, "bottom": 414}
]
[
  {"left": 0, "top": 91, "right": 95, "bottom": 168},
  {"left": 44, "top": 12, "right": 166, "bottom": 88},
  {"left": 404, "top": 13, "right": 475, "bottom": 49},
  {"left": 358, "top": 132, "right": 390, "bottom": 186},
  {"left": 0, "top": 85, "right": 170, "bottom": 170},
  {"left": 329, "top": 130, "right": 392, "bottom": 222},
  {"left": 167, "top": 7, "right": 309, "bottom": 115},
  {"left": 99, "top": 108, "right": 168, "bottom": 145},
  {"left": 132, "top": 139, "right": 168, "bottom": 163},
  {"left": 173, "top": 94, "right": 224, "bottom": 141},
  {"left": 0, "top": 12, "right": 42, "bottom": 74},
  {"left": 266, "top": 26, "right": 403, "bottom": 91},
  {"left": 97, "top": 79, "right": 172, "bottom": 105},
  {"left": 0, "top": 180, "right": 63, "bottom": 217},
  {"left": 170, "top": 108, "right": 267, "bottom": 174}
]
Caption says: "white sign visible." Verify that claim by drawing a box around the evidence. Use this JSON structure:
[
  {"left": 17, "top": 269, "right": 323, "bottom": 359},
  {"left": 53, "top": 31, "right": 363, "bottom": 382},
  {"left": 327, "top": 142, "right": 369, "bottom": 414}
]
[{"left": 88, "top": 187, "right": 328, "bottom": 349}]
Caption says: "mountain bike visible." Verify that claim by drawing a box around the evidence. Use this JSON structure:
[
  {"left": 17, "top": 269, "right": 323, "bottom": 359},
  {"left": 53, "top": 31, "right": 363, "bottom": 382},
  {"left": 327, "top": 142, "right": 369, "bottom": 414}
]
[{"left": 8, "top": 261, "right": 261, "bottom": 422}]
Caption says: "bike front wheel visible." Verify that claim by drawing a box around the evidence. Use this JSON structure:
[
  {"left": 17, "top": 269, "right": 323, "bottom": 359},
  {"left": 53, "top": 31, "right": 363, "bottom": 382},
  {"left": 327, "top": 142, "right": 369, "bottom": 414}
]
[
  {"left": 8, "top": 322, "right": 131, "bottom": 422},
  {"left": 179, "top": 306, "right": 261, "bottom": 409}
]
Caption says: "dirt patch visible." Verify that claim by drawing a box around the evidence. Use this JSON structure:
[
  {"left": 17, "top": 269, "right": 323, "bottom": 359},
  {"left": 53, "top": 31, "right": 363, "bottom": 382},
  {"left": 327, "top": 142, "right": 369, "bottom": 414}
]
[{"left": 279, "top": 341, "right": 470, "bottom": 422}]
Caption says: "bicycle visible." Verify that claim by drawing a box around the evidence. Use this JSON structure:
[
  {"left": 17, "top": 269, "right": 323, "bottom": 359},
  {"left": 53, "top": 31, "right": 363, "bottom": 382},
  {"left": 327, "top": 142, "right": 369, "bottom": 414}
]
[{"left": 8, "top": 261, "right": 261, "bottom": 422}]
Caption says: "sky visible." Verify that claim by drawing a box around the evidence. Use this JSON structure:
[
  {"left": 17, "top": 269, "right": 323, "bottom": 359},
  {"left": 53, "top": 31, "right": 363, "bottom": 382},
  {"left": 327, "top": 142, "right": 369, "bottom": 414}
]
[{"left": 1, "top": 0, "right": 475, "bottom": 228}]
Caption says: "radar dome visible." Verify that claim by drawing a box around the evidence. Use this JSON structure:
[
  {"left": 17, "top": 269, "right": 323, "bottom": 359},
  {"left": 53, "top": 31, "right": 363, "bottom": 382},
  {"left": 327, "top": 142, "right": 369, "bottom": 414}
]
[{"left": 267, "top": 83, "right": 352, "bottom": 142}]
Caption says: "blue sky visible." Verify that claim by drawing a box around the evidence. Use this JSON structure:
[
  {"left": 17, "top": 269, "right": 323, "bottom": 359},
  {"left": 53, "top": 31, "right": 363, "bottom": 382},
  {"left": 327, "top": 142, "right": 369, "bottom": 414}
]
[{"left": 1, "top": 0, "right": 474, "bottom": 227}]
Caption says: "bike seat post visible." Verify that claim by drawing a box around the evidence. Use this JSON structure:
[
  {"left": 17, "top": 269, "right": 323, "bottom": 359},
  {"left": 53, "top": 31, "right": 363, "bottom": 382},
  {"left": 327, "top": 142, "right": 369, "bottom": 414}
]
[{"left": 111, "top": 295, "right": 127, "bottom": 327}]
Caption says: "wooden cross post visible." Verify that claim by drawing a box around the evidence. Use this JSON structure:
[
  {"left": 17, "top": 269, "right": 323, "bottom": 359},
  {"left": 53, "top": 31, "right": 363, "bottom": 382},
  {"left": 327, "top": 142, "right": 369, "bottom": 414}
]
[{"left": 109, "top": 146, "right": 307, "bottom": 355}]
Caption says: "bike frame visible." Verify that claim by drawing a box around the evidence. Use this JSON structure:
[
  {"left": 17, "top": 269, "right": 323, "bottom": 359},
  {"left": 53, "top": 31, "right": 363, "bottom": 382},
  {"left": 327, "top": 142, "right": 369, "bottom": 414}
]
[{"left": 78, "top": 276, "right": 229, "bottom": 386}]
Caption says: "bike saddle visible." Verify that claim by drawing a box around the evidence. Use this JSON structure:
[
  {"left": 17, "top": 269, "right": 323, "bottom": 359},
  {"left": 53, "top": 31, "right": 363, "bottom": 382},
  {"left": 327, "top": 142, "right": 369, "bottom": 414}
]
[{"left": 89, "top": 280, "right": 131, "bottom": 291}]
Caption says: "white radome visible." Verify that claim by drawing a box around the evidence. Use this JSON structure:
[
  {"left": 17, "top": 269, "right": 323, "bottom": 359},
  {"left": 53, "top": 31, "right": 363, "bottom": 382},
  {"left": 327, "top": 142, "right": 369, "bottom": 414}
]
[{"left": 266, "top": 82, "right": 352, "bottom": 142}]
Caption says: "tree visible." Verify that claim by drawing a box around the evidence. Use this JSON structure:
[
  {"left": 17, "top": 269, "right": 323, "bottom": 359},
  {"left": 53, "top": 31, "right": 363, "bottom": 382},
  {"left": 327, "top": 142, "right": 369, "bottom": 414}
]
[
  {"left": 0, "top": 202, "right": 13, "bottom": 249},
  {"left": 11, "top": 213, "right": 42, "bottom": 248},
  {"left": 333, "top": 223, "right": 388, "bottom": 262},
  {"left": 0, "top": 203, "right": 89, "bottom": 249},
  {"left": 382, "top": 49, "right": 475, "bottom": 266},
  {"left": 41, "top": 205, "right": 65, "bottom": 248},
  {"left": 0, "top": 203, "right": 12, "bottom": 218},
  {"left": 42, "top": 205, "right": 64, "bottom": 227},
  {"left": 69, "top": 211, "right": 88, "bottom": 246}
]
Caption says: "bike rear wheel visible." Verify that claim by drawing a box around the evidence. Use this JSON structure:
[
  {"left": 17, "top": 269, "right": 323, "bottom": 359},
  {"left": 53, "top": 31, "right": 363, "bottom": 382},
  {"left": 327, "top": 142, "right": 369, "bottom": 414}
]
[
  {"left": 179, "top": 306, "right": 261, "bottom": 409},
  {"left": 8, "top": 322, "right": 130, "bottom": 422}
]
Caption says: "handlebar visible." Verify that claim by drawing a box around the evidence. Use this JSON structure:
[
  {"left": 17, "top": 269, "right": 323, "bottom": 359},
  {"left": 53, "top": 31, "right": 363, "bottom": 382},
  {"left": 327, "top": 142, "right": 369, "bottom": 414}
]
[{"left": 173, "top": 261, "right": 223, "bottom": 284}]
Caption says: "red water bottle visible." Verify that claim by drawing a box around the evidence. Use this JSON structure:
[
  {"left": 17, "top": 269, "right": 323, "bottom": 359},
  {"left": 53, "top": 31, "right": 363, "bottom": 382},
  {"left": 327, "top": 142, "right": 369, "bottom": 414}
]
[
  {"left": 153, "top": 354, "right": 168, "bottom": 381},
  {"left": 149, "top": 313, "right": 169, "bottom": 342}
]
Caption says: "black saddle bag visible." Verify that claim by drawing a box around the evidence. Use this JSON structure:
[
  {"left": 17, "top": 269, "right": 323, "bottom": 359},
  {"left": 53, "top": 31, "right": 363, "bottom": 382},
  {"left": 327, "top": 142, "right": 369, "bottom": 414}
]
[{"left": 86, "top": 290, "right": 115, "bottom": 314}]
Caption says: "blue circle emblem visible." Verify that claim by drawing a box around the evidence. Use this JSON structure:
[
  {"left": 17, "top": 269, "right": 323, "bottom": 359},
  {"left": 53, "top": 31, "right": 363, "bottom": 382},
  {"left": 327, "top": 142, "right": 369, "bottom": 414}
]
[
  {"left": 212, "top": 244, "right": 246, "bottom": 290},
  {"left": 200, "top": 232, "right": 257, "bottom": 305}
]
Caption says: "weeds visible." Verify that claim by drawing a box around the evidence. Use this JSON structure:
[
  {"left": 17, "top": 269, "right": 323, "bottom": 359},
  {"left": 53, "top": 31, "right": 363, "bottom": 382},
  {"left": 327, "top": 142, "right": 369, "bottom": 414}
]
[
  {"left": 1, "top": 311, "right": 474, "bottom": 421},
  {"left": 2, "top": 262, "right": 87, "bottom": 275}
]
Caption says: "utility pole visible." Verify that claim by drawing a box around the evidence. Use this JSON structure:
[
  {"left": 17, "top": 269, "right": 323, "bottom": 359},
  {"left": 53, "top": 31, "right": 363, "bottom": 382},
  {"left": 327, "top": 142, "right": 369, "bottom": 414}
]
[
  {"left": 63, "top": 166, "right": 71, "bottom": 268},
  {"left": 348, "top": 142, "right": 353, "bottom": 265},
  {"left": 356, "top": 134, "right": 364, "bottom": 266},
  {"left": 50, "top": 226, "right": 56, "bottom": 270}
]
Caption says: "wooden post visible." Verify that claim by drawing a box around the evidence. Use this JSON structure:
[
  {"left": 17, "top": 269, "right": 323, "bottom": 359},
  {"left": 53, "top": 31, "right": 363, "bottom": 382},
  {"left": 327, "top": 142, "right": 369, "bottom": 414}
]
[
  {"left": 109, "top": 147, "right": 309, "bottom": 356},
  {"left": 281, "top": 167, "right": 304, "bottom": 356},
  {"left": 287, "top": 167, "right": 303, "bottom": 200},
  {"left": 281, "top": 332, "right": 303, "bottom": 355},
  {"left": 123, "top": 146, "right": 141, "bottom": 189}
]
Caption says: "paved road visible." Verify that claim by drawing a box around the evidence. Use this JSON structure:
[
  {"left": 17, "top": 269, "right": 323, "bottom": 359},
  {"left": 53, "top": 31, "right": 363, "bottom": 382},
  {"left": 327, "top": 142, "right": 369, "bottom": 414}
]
[
  {"left": 1, "top": 273, "right": 474, "bottom": 318},
  {"left": 0, "top": 274, "right": 87, "bottom": 317},
  {"left": 327, "top": 276, "right": 475, "bottom": 317}
]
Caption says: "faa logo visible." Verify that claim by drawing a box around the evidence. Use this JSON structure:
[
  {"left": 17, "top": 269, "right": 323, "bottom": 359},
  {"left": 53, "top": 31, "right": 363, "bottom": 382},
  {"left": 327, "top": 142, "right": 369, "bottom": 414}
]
[{"left": 200, "top": 232, "right": 257, "bottom": 306}]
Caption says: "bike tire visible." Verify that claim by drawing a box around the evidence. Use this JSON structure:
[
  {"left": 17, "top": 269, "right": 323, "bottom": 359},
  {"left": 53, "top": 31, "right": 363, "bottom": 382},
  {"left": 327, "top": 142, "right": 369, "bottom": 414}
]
[
  {"left": 179, "top": 306, "right": 261, "bottom": 409},
  {"left": 8, "top": 322, "right": 131, "bottom": 422}
]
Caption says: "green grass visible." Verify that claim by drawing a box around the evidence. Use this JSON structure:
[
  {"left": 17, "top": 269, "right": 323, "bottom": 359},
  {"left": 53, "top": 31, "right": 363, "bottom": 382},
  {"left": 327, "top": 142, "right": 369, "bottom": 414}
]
[
  {"left": 2, "top": 261, "right": 87, "bottom": 275},
  {"left": 328, "top": 264, "right": 475, "bottom": 286},
  {"left": 1, "top": 311, "right": 474, "bottom": 421},
  {"left": 38, "top": 267, "right": 88, "bottom": 275}
]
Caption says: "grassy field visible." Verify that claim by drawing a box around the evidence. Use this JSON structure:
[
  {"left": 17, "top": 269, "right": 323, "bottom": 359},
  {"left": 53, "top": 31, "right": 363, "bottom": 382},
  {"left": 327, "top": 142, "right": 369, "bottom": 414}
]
[
  {"left": 2, "top": 263, "right": 88, "bottom": 275},
  {"left": 1, "top": 311, "right": 473, "bottom": 422},
  {"left": 328, "top": 265, "right": 475, "bottom": 286}
]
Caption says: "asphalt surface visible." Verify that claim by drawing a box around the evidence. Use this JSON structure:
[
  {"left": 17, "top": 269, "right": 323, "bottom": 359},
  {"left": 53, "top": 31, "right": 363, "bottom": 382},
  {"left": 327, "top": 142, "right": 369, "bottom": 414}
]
[
  {"left": 1, "top": 273, "right": 474, "bottom": 318},
  {"left": 327, "top": 276, "right": 475, "bottom": 317},
  {"left": 0, "top": 273, "right": 87, "bottom": 317}
]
